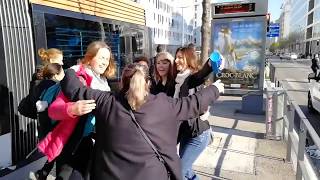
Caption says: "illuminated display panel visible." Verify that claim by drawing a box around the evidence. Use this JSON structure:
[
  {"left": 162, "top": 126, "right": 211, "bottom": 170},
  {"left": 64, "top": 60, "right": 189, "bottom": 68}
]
[{"left": 215, "top": 3, "right": 255, "bottom": 14}]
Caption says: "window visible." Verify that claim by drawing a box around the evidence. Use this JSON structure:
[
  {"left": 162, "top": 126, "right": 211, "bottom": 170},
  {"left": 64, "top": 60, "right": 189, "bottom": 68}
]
[
  {"left": 154, "top": 13, "right": 156, "bottom": 20},
  {"left": 42, "top": 13, "right": 145, "bottom": 80},
  {"left": 195, "top": 5, "right": 197, "bottom": 11}
]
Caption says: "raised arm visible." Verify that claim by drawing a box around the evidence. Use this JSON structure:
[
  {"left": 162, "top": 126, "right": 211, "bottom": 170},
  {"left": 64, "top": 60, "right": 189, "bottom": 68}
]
[
  {"left": 172, "top": 85, "right": 220, "bottom": 121},
  {"left": 187, "top": 60, "right": 211, "bottom": 89},
  {"left": 60, "top": 69, "right": 112, "bottom": 109}
]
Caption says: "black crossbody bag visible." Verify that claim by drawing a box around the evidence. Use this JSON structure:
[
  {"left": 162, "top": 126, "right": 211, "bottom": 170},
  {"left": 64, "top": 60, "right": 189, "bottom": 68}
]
[{"left": 128, "top": 110, "right": 172, "bottom": 180}]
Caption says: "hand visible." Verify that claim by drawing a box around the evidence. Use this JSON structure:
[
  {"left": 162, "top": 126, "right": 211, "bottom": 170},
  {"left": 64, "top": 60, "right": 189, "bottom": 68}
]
[
  {"left": 70, "top": 100, "right": 96, "bottom": 116},
  {"left": 212, "top": 80, "right": 224, "bottom": 93}
]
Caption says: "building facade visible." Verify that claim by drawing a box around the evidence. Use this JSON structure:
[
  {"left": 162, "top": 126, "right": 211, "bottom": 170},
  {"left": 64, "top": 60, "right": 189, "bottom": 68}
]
[
  {"left": 280, "top": 0, "right": 292, "bottom": 39},
  {"left": 307, "top": 0, "right": 320, "bottom": 55},
  {"left": 135, "top": 0, "right": 195, "bottom": 54},
  {"left": 284, "top": 0, "right": 307, "bottom": 54},
  {"left": 284, "top": 0, "right": 320, "bottom": 56}
]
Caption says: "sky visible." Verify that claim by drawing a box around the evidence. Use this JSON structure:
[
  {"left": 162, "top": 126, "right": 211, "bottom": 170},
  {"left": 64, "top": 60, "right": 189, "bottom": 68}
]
[{"left": 268, "top": 0, "right": 283, "bottom": 22}]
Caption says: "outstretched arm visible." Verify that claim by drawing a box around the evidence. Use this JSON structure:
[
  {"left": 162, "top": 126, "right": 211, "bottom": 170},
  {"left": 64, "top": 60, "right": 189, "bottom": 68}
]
[
  {"left": 60, "top": 69, "right": 112, "bottom": 109},
  {"left": 172, "top": 85, "right": 220, "bottom": 121},
  {"left": 187, "top": 60, "right": 211, "bottom": 89}
]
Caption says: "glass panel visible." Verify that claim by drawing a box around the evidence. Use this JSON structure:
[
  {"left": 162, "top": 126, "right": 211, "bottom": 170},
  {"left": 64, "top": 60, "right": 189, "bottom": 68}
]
[
  {"left": 43, "top": 13, "right": 148, "bottom": 81},
  {"left": 44, "top": 14, "right": 102, "bottom": 68}
]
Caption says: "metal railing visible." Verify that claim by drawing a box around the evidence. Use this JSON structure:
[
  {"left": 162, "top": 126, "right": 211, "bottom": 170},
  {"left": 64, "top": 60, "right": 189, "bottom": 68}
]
[{"left": 269, "top": 80, "right": 320, "bottom": 180}]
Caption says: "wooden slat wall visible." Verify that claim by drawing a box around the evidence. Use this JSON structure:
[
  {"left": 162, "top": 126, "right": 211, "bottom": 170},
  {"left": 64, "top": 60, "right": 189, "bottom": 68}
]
[{"left": 30, "top": 0, "right": 145, "bottom": 25}]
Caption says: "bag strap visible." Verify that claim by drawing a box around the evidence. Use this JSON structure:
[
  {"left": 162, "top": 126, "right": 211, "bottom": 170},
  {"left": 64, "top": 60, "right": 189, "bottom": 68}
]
[
  {"left": 128, "top": 110, "right": 165, "bottom": 164},
  {"left": 128, "top": 110, "right": 171, "bottom": 177}
]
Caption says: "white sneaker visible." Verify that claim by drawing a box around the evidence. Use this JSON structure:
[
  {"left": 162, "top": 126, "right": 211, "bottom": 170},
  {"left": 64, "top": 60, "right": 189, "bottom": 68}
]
[
  {"left": 29, "top": 171, "right": 37, "bottom": 180},
  {"left": 306, "top": 145, "right": 318, "bottom": 153},
  {"left": 310, "top": 149, "right": 320, "bottom": 159}
]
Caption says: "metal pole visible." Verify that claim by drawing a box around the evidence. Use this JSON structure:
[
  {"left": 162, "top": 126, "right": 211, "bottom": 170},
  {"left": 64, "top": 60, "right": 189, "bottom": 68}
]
[
  {"left": 282, "top": 93, "right": 288, "bottom": 140},
  {"left": 296, "top": 120, "right": 307, "bottom": 180},
  {"left": 182, "top": 8, "right": 184, "bottom": 46},
  {"left": 286, "top": 99, "right": 294, "bottom": 162}
]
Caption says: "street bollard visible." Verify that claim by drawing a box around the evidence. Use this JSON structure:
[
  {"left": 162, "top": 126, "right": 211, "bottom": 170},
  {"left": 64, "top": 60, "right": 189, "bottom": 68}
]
[{"left": 265, "top": 84, "right": 285, "bottom": 140}]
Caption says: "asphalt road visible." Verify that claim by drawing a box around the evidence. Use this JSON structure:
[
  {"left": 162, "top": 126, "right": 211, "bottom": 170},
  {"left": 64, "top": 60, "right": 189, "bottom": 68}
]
[{"left": 269, "top": 57, "right": 320, "bottom": 139}]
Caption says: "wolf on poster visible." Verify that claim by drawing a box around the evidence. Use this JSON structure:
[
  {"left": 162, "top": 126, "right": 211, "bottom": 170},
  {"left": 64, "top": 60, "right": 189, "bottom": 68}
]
[{"left": 212, "top": 19, "right": 265, "bottom": 89}]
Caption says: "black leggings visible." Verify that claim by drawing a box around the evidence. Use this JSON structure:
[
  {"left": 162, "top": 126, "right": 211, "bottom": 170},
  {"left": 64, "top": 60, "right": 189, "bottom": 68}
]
[
  {"left": 56, "top": 137, "right": 94, "bottom": 180},
  {"left": 36, "top": 160, "right": 55, "bottom": 179}
]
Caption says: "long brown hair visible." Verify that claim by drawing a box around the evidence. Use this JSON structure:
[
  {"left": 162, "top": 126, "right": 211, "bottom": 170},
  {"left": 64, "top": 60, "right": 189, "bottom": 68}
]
[
  {"left": 176, "top": 46, "right": 200, "bottom": 73},
  {"left": 121, "top": 63, "right": 149, "bottom": 110},
  {"left": 81, "top": 41, "right": 116, "bottom": 78}
]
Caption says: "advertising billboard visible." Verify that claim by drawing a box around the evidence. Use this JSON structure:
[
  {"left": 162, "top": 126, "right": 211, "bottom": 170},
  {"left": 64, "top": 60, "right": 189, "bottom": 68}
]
[{"left": 211, "top": 17, "right": 266, "bottom": 90}]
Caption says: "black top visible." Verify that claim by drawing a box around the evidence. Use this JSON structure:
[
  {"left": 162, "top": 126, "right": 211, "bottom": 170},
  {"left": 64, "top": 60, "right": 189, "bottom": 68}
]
[
  {"left": 311, "top": 58, "right": 319, "bottom": 69},
  {"left": 177, "top": 60, "right": 213, "bottom": 141},
  {"left": 150, "top": 79, "right": 175, "bottom": 97},
  {"left": 60, "top": 69, "right": 220, "bottom": 180}
]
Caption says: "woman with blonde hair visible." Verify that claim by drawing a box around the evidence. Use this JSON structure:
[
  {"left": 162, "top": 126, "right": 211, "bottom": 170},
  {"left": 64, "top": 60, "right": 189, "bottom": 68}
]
[
  {"left": 37, "top": 41, "right": 116, "bottom": 179},
  {"left": 28, "top": 48, "right": 64, "bottom": 180},
  {"left": 59, "top": 62, "right": 223, "bottom": 180},
  {"left": 150, "top": 51, "right": 177, "bottom": 97}
]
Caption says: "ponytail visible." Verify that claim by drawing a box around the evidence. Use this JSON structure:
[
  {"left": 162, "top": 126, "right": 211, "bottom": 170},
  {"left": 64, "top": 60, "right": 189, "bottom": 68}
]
[
  {"left": 38, "top": 48, "right": 63, "bottom": 64},
  {"left": 38, "top": 48, "right": 49, "bottom": 63},
  {"left": 121, "top": 63, "right": 149, "bottom": 110},
  {"left": 127, "top": 67, "right": 148, "bottom": 110}
]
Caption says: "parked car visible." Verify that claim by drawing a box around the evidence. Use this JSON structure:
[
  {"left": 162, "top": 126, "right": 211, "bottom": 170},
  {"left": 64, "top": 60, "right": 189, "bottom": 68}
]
[
  {"left": 280, "top": 53, "right": 291, "bottom": 60},
  {"left": 290, "top": 53, "right": 298, "bottom": 60},
  {"left": 308, "top": 79, "right": 320, "bottom": 113}
]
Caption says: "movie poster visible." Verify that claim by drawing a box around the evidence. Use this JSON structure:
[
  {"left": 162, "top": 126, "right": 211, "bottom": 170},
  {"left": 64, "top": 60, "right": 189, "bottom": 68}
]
[{"left": 212, "top": 19, "right": 265, "bottom": 90}]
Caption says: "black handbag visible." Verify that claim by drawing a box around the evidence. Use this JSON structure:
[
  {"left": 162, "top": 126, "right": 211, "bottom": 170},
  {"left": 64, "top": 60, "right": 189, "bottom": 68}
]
[{"left": 128, "top": 110, "right": 172, "bottom": 180}]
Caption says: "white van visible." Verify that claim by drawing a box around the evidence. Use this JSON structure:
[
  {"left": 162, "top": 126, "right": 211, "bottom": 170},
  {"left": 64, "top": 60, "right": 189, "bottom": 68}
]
[{"left": 308, "top": 79, "right": 320, "bottom": 113}]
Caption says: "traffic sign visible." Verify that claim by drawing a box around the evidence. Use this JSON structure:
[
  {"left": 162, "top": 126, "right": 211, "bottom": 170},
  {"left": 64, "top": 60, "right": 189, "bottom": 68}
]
[
  {"left": 267, "top": 34, "right": 279, "bottom": 37},
  {"left": 269, "top": 23, "right": 280, "bottom": 28},
  {"left": 267, "top": 23, "right": 280, "bottom": 37}
]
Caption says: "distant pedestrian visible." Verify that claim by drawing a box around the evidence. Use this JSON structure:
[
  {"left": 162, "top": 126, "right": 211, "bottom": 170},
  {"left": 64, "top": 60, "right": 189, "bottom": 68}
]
[
  {"left": 187, "top": 43, "right": 196, "bottom": 52},
  {"left": 311, "top": 54, "right": 319, "bottom": 76}
]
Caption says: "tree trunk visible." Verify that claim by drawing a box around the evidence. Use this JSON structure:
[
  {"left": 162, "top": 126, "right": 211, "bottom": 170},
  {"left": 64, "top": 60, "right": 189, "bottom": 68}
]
[{"left": 200, "top": 0, "right": 211, "bottom": 64}]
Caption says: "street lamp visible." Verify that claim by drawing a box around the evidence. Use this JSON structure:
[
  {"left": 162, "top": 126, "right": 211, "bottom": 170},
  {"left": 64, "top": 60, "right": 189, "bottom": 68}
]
[
  {"left": 176, "top": 3, "right": 201, "bottom": 46},
  {"left": 175, "top": 6, "right": 189, "bottom": 46}
]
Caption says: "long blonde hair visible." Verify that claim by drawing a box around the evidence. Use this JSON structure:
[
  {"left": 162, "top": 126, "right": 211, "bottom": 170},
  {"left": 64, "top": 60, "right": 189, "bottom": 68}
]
[
  {"left": 121, "top": 63, "right": 149, "bottom": 110},
  {"left": 38, "top": 48, "right": 62, "bottom": 64},
  {"left": 81, "top": 41, "right": 116, "bottom": 78}
]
